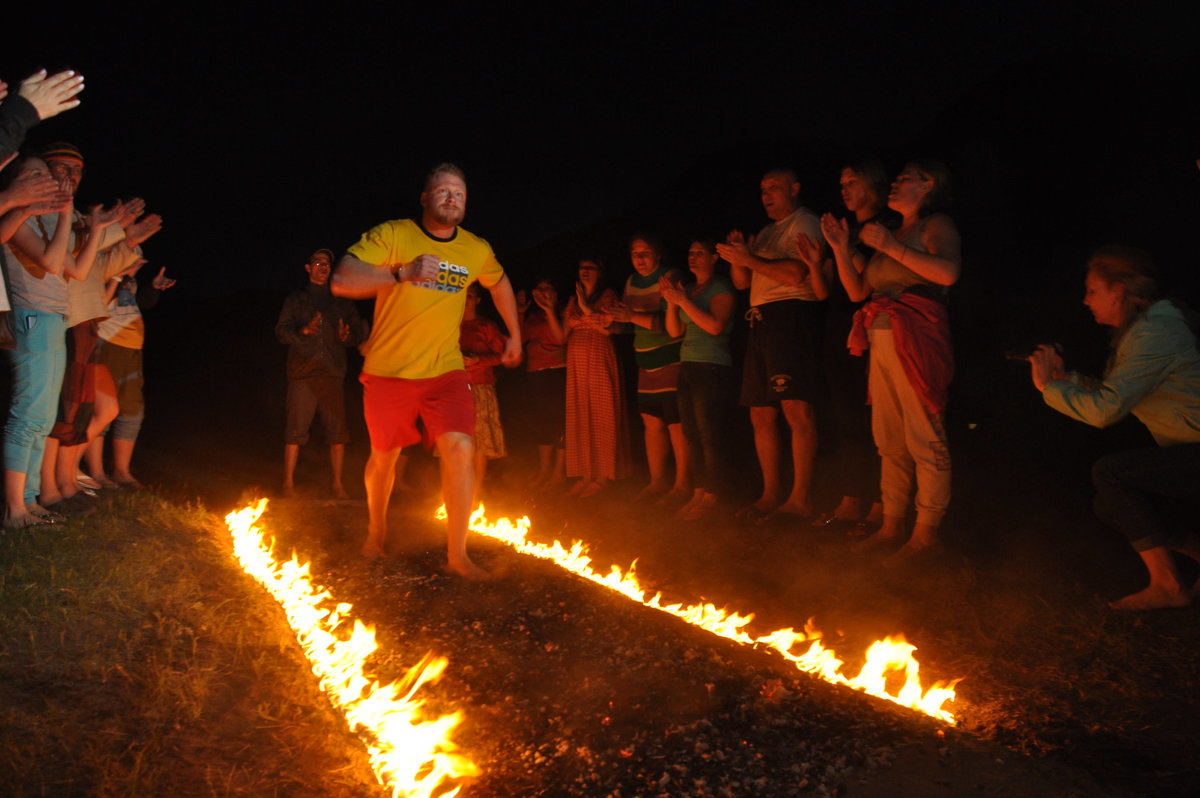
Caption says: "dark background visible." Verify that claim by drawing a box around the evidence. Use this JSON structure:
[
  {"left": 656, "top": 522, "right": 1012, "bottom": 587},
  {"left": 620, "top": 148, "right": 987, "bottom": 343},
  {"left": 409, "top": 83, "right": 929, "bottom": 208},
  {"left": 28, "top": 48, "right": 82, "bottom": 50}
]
[{"left": 3, "top": 4, "right": 1198, "bottom": 563}]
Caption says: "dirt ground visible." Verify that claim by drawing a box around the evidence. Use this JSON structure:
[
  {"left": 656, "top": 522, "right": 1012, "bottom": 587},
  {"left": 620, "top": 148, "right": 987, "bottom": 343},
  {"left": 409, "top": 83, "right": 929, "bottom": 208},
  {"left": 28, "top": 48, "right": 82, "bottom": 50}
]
[{"left": 216, "top": 460, "right": 1196, "bottom": 797}]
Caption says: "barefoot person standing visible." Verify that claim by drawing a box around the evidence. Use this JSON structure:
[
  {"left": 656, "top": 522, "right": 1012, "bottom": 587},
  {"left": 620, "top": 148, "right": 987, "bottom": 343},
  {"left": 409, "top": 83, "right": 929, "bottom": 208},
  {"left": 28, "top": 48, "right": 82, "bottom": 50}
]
[
  {"left": 332, "top": 164, "right": 521, "bottom": 578},
  {"left": 276, "top": 248, "right": 366, "bottom": 499}
]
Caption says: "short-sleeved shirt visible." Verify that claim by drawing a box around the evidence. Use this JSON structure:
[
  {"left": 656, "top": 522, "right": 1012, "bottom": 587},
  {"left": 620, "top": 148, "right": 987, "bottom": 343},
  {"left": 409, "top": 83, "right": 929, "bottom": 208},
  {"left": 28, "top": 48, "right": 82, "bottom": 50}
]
[
  {"left": 681, "top": 275, "right": 734, "bottom": 366},
  {"left": 348, "top": 218, "right": 505, "bottom": 380},
  {"left": 749, "top": 207, "right": 821, "bottom": 307}
]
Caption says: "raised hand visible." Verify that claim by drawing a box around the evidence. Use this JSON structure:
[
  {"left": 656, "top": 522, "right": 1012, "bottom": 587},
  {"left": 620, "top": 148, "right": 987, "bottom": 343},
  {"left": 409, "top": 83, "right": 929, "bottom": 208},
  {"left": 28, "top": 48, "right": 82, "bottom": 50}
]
[
  {"left": 125, "top": 213, "right": 163, "bottom": 248},
  {"left": 338, "top": 317, "right": 351, "bottom": 342},
  {"left": 5, "top": 168, "right": 59, "bottom": 209},
  {"left": 715, "top": 229, "right": 751, "bottom": 268},
  {"left": 795, "top": 232, "right": 823, "bottom": 270},
  {"left": 17, "top": 69, "right": 85, "bottom": 120},
  {"left": 116, "top": 258, "right": 148, "bottom": 280},
  {"left": 658, "top": 274, "right": 684, "bottom": 305},
  {"left": 859, "top": 221, "right": 896, "bottom": 253},
  {"left": 820, "top": 213, "right": 850, "bottom": 250},
  {"left": 302, "top": 311, "right": 323, "bottom": 336},
  {"left": 533, "top": 285, "right": 557, "bottom": 311},
  {"left": 117, "top": 198, "right": 146, "bottom": 230},
  {"left": 575, "top": 281, "right": 592, "bottom": 315},
  {"left": 1029, "top": 344, "right": 1066, "bottom": 392},
  {"left": 150, "top": 266, "right": 175, "bottom": 290},
  {"left": 88, "top": 201, "right": 125, "bottom": 230}
]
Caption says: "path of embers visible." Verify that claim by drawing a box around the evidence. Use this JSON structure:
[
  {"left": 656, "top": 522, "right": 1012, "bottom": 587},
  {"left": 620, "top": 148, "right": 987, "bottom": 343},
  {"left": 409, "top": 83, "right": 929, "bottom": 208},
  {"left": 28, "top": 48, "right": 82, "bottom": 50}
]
[
  {"left": 226, "top": 500, "right": 476, "bottom": 798},
  {"left": 441, "top": 504, "right": 961, "bottom": 724}
]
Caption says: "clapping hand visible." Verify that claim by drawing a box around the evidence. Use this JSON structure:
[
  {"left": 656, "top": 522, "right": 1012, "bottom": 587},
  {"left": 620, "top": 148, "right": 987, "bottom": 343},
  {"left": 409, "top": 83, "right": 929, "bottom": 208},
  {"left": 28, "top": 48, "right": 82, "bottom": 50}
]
[
  {"left": 125, "top": 212, "right": 163, "bottom": 248},
  {"left": 150, "top": 266, "right": 175, "bottom": 290},
  {"left": 302, "top": 311, "right": 323, "bottom": 336},
  {"left": 658, "top": 274, "right": 685, "bottom": 305},
  {"left": 859, "top": 221, "right": 896, "bottom": 253},
  {"left": 819, "top": 213, "right": 850, "bottom": 250},
  {"left": 17, "top": 69, "right": 84, "bottom": 120}
]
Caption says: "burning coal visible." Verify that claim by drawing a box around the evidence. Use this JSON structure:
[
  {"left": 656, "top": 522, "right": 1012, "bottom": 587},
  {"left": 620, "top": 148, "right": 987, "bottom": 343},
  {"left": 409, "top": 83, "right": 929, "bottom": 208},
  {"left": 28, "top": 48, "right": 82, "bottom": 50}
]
[
  {"left": 440, "top": 505, "right": 960, "bottom": 724},
  {"left": 226, "top": 500, "right": 477, "bottom": 797}
]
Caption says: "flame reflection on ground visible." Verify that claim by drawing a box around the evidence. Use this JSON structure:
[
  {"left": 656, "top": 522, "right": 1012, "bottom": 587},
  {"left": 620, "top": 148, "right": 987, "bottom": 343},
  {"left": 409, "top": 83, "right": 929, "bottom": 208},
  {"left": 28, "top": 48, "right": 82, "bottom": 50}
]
[
  {"left": 440, "top": 504, "right": 960, "bottom": 724},
  {"left": 226, "top": 499, "right": 477, "bottom": 797}
]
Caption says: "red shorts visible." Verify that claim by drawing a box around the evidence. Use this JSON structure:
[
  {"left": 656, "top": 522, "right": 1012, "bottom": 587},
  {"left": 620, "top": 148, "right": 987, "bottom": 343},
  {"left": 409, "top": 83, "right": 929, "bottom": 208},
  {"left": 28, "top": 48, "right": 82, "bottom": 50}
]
[{"left": 361, "top": 370, "right": 475, "bottom": 451}]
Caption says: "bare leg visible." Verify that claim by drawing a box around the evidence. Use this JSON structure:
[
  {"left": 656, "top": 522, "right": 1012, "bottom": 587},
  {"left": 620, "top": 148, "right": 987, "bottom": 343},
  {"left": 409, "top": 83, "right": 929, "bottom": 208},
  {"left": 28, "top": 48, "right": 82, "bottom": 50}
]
[
  {"left": 330, "top": 444, "right": 347, "bottom": 499},
  {"left": 746, "top": 405, "right": 783, "bottom": 511},
  {"left": 776, "top": 399, "right": 816, "bottom": 516},
  {"left": 39, "top": 437, "right": 63, "bottom": 505},
  {"left": 56, "top": 443, "right": 86, "bottom": 498},
  {"left": 5, "top": 469, "right": 30, "bottom": 523},
  {"left": 392, "top": 452, "right": 415, "bottom": 494},
  {"left": 1110, "top": 546, "right": 1191, "bottom": 610},
  {"left": 362, "top": 446, "right": 400, "bottom": 558},
  {"left": 111, "top": 438, "right": 139, "bottom": 485},
  {"left": 666, "top": 422, "right": 691, "bottom": 498},
  {"left": 84, "top": 436, "right": 108, "bottom": 483},
  {"left": 282, "top": 443, "right": 299, "bottom": 497},
  {"left": 437, "top": 431, "right": 487, "bottom": 579},
  {"left": 534, "top": 444, "right": 553, "bottom": 486},
  {"left": 640, "top": 413, "right": 671, "bottom": 495},
  {"left": 473, "top": 451, "right": 487, "bottom": 508}
]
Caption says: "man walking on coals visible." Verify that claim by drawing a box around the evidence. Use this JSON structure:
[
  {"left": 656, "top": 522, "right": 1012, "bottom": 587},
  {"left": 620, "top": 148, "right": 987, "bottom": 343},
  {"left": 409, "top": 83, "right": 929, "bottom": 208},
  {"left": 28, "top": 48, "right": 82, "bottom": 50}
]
[{"left": 333, "top": 163, "right": 521, "bottom": 579}]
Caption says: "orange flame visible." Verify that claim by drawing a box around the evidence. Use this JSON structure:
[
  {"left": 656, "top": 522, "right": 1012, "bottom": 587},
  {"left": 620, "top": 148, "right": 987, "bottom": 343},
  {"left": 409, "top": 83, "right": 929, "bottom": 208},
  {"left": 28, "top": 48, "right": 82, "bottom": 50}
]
[
  {"left": 226, "top": 499, "right": 477, "bottom": 796},
  {"left": 439, "top": 504, "right": 960, "bottom": 724}
]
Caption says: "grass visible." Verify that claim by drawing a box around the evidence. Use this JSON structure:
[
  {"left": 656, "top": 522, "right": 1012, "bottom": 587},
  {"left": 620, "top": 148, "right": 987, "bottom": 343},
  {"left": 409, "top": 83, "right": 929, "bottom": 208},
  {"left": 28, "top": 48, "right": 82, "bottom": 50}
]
[{"left": 0, "top": 490, "right": 378, "bottom": 797}]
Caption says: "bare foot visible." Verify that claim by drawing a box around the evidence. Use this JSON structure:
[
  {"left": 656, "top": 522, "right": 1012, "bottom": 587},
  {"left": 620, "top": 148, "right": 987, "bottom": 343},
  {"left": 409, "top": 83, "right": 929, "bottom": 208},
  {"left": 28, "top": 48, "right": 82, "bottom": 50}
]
[
  {"left": 681, "top": 492, "right": 718, "bottom": 521},
  {"left": 579, "top": 480, "right": 607, "bottom": 499},
  {"left": 657, "top": 487, "right": 690, "bottom": 506},
  {"left": 4, "top": 511, "right": 60, "bottom": 530},
  {"left": 882, "top": 540, "right": 944, "bottom": 569},
  {"left": 113, "top": 473, "right": 144, "bottom": 489},
  {"left": 851, "top": 530, "right": 904, "bottom": 554},
  {"left": 360, "top": 541, "right": 386, "bottom": 559},
  {"left": 637, "top": 482, "right": 669, "bottom": 500},
  {"left": 332, "top": 484, "right": 349, "bottom": 500},
  {"left": 567, "top": 479, "right": 589, "bottom": 497},
  {"left": 1109, "top": 583, "right": 1191, "bottom": 610},
  {"left": 735, "top": 497, "right": 779, "bottom": 522},
  {"left": 281, "top": 483, "right": 296, "bottom": 499},
  {"left": 445, "top": 558, "right": 492, "bottom": 581}
]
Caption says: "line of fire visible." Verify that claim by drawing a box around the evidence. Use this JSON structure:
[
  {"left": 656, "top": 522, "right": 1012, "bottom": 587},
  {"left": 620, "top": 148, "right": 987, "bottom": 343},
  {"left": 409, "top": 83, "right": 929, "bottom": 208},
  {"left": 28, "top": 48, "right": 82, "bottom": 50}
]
[{"left": 225, "top": 497, "right": 960, "bottom": 796}]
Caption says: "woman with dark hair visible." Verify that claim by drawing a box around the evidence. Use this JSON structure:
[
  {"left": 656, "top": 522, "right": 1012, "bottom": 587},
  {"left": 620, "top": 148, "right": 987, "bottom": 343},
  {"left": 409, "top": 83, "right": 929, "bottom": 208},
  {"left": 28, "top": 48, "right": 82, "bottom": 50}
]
[
  {"left": 798, "top": 161, "right": 896, "bottom": 531},
  {"left": 661, "top": 238, "right": 735, "bottom": 519},
  {"left": 563, "top": 258, "right": 626, "bottom": 497},
  {"left": 519, "top": 276, "right": 567, "bottom": 488},
  {"left": 822, "top": 160, "right": 960, "bottom": 566},
  {"left": 1031, "top": 246, "right": 1200, "bottom": 610}
]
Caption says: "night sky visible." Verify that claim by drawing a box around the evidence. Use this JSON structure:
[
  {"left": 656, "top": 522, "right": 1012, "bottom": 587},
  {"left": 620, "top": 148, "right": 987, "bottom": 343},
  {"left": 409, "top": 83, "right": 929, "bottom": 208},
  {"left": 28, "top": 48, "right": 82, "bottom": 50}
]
[{"left": 4, "top": 4, "right": 1197, "bottom": 304}]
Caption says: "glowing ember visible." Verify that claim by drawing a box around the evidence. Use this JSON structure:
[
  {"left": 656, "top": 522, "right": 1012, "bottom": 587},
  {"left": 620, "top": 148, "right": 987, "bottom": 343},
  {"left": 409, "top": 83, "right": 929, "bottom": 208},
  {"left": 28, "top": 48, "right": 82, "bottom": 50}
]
[
  {"left": 226, "top": 500, "right": 477, "bottom": 796},
  {"left": 439, "top": 504, "right": 960, "bottom": 724}
]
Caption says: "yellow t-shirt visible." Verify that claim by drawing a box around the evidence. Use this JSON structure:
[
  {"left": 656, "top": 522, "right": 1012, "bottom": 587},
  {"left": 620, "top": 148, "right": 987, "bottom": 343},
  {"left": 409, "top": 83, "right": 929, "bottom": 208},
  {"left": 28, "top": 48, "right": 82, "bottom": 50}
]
[{"left": 348, "top": 218, "right": 505, "bottom": 379}]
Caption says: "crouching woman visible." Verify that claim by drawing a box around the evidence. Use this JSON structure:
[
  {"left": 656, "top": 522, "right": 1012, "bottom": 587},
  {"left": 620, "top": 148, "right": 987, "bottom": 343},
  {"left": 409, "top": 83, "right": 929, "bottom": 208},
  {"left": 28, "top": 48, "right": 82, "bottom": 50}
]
[{"left": 1031, "top": 245, "right": 1200, "bottom": 610}]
